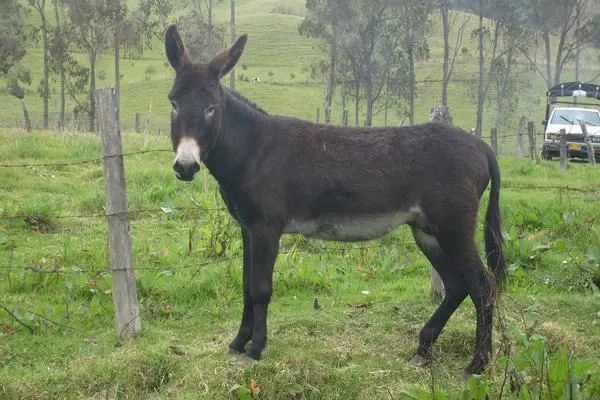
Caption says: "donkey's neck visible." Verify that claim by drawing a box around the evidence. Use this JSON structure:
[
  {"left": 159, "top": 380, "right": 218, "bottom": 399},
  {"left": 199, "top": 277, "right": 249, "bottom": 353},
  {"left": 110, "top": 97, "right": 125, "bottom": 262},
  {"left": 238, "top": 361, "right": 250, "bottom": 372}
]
[{"left": 203, "top": 86, "right": 269, "bottom": 185}]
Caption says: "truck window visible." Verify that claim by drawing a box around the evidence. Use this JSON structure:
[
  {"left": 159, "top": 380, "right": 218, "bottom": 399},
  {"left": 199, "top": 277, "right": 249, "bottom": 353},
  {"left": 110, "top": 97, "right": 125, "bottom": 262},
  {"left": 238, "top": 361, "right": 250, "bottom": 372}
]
[{"left": 550, "top": 109, "right": 600, "bottom": 125}]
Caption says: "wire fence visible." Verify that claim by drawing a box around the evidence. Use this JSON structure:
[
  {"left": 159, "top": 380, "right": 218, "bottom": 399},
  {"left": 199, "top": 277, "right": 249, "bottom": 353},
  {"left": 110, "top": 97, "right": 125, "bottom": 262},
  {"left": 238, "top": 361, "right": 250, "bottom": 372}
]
[{"left": 1, "top": 139, "right": 599, "bottom": 336}]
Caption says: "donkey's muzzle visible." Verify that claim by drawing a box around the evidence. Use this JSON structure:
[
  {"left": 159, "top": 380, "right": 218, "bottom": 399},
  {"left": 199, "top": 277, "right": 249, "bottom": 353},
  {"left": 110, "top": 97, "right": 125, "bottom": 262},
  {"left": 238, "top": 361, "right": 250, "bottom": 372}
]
[
  {"left": 173, "top": 137, "right": 201, "bottom": 181},
  {"left": 173, "top": 160, "right": 200, "bottom": 181}
]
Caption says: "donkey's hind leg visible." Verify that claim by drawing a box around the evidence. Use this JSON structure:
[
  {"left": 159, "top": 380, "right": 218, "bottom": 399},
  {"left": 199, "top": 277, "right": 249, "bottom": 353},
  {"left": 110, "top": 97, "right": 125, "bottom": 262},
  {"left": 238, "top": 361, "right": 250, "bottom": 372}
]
[
  {"left": 409, "top": 227, "right": 469, "bottom": 367},
  {"left": 435, "top": 233, "right": 495, "bottom": 375}
]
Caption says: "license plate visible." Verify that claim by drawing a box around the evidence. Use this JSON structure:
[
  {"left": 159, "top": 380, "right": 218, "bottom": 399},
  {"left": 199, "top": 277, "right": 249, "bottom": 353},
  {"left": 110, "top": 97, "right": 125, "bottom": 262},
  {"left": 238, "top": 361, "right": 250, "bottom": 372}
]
[{"left": 569, "top": 143, "right": 582, "bottom": 151}]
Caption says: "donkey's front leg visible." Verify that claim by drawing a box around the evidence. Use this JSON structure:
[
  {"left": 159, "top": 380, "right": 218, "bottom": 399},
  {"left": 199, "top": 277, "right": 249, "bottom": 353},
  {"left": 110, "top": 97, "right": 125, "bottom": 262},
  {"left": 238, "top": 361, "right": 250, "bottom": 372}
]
[
  {"left": 244, "top": 226, "right": 280, "bottom": 361},
  {"left": 229, "top": 228, "right": 253, "bottom": 354}
]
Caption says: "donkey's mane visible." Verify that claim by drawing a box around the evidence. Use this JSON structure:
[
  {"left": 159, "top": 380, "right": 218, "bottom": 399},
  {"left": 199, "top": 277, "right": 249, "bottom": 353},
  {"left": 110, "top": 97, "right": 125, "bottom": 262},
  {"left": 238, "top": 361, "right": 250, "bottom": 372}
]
[{"left": 223, "top": 86, "right": 268, "bottom": 115}]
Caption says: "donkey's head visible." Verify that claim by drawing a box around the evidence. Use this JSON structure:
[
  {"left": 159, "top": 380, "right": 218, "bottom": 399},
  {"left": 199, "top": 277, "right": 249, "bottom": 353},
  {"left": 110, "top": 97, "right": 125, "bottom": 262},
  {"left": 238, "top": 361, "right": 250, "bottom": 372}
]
[{"left": 165, "top": 25, "right": 248, "bottom": 181}]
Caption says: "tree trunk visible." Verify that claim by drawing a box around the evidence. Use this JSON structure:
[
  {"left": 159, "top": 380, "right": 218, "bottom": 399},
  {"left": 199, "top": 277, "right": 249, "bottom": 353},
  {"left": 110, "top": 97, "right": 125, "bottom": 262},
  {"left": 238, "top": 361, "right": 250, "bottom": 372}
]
[
  {"left": 230, "top": 0, "right": 236, "bottom": 89},
  {"left": 354, "top": 83, "right": 360, "bottom": 127},
  {"left": 575, "top": 15, "right": 580, "bottom": 81},
  {"left": 40, "top": 5, "right": 50, "bottom": 129},
  {"left": 114, "top": 0, "right": 121, "bottom": 126},
  {"left": 475, "top": 0, "right": 484, "bottom": 137},
  {"left": 364, "top": 54, "right": 374, "bottom": 127},
  {"left": 553, "top": 22, "right": 569, "bottom": 86},
  {"left": 543, "top": 30, "right": 552, "bottom": 88},
  {"left": 208, "top": 0, "right": 213, "bottom": 35},
  {"left": 384, "top": 85, "right": 389, "bottom": 127},
  {"left": 54, "top": 0, "right": 65, "bottom": 128},
  {"left": 325, "top": 43, "right": 336, "bottom": 124},
  {"left": 408, "top": 40, "right": 415, "bottom": 125},
  {"left": 89, "top": 53, "right": 97, "bottom": 132},
  {"left": 365, "top": 80, "right": 373, "bottom": 127},
  {"left": 441, "top": 2, "right": 449, "bottom": 107}
]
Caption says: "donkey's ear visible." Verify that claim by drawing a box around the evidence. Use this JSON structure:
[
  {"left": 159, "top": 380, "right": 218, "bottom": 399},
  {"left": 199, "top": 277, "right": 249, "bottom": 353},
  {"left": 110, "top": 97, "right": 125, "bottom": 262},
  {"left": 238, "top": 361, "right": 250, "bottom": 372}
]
[
  {"left": 208, "top": 34, "right": 248, "bottom": 80},
  {"left": 165, "top": 25, "right": 190, "bottom": 71}
]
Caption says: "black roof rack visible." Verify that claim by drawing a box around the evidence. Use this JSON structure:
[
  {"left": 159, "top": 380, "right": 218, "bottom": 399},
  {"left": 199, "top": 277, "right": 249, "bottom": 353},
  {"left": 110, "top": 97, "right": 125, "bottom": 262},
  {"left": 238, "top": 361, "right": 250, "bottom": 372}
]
[{"left": 546, "top": 81, "right": 600, "bottom": 100}]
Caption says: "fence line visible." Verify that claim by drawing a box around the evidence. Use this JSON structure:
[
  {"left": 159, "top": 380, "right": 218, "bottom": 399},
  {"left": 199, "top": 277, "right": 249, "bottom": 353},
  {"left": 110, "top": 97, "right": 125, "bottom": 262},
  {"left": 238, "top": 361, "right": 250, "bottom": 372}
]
[
  {"left": 0, "top": 149, "right": 172, "bottom": 168},
  {"left": 0, "top": 242, "right": 417, "bottom": 274},
  {"left": 0, "top": 206, "right": 227, "bottom": 220},
  {"left": 1, "top": 184, "right": 598, "bottom": 223}
]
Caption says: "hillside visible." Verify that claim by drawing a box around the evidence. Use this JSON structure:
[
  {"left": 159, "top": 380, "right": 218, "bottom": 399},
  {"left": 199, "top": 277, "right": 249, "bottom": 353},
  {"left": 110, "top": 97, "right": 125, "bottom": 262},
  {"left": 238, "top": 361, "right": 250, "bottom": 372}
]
[{"left": 1, "top": 0, "right": 600, "bottom": 144}]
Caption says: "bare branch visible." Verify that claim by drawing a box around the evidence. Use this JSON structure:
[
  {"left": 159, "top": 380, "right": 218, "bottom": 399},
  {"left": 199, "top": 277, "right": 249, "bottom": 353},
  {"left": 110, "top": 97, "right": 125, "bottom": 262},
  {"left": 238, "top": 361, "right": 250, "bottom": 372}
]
[
  {"left": 447, "top": 15, "right": 471, "bottom": 82},
  {"left": 518, "top": 46, "right": 549, "bottom": 85}
]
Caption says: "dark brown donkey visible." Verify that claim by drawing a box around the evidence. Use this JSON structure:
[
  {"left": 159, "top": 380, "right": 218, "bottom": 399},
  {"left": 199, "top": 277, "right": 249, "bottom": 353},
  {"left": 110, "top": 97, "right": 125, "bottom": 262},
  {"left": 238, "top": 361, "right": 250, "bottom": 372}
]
[{"left": 164, "top": 25, "right": 506, "bottom": 375}]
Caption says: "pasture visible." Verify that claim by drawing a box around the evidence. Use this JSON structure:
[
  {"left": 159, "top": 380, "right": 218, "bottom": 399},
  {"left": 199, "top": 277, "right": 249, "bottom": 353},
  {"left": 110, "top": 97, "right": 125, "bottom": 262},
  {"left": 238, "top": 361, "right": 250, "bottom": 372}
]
[{"left": 1, "top": 128, "right": 600, "bottom": 399}]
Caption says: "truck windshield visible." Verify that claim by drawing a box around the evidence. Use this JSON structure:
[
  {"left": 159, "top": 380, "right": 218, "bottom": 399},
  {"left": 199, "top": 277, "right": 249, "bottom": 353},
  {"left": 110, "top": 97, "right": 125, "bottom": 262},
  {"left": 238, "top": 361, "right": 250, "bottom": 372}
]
[{"left": 550, "top": 109, "right": 600, "bottom": 126}]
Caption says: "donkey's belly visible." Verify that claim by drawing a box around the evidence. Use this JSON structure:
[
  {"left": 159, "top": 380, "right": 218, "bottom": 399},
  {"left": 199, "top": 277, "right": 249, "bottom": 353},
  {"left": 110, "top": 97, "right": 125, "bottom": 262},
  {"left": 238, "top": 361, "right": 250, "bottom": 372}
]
[{"left": 284, "top": 208, "right": 423, "bottom": 242}]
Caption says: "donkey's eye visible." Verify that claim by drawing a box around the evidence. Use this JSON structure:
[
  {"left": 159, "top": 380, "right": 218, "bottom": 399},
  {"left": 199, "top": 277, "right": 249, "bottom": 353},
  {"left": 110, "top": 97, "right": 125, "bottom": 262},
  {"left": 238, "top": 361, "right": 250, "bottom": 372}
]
[{"left": 206, "top": 105, "right": 216, "bottom": 118}]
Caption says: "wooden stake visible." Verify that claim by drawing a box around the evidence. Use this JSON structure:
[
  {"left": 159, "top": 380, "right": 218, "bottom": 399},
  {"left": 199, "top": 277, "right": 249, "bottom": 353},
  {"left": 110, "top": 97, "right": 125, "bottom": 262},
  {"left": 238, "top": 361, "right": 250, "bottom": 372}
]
[{"left": 96, "top": 88, "right": 141, "bottom": 339}]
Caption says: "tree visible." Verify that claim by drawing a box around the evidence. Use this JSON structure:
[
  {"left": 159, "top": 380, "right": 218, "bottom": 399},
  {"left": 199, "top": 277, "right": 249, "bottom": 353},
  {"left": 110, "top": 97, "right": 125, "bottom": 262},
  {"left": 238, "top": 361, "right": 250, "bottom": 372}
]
[
  {"left": 135, "top": 0, "right": 175, "bottom": 49},
  {"left": 472, "top": 0, "right": 530, "bottom": 138},
  {"left": 29, "top": 0, "right": 51, "bottom": 129},
  {"left": 522, "top": 0, "right": 597, "bottom": 88},
  {"left": 114, "top": 0, "right": 124, "bottom": 125},
  {"left": 5, "top": 69, "right": 33, "bottom": 131},
  {"left": 64, "top": 0, "right": 121, "bottom": 131},
  {"left": 440, "top": 0, "right": 470, "bottom": 107},
  {"left": 51, "top": 0, "right": 67, "bottom": 128},
  {"left": 175, "top": 0, "right": 224, "bottom": 62},
  {"left": 47, "top": 1, "right": 90, "bottom": 128},
  {"left": 474, "top": 0, "right": 487, "bottom": 137},
  {"left": 337, "top": 0, "right": 400, "bottom": 126},
  {"left": 0, "top": 0, "right": 27, "bottom": 77},
  {"left": 230, "top": 0, "right": 236, "bottom": 89},
  {"left": 397, "top": 0, "right": 431, "bottom": 125},
  {"left": 489, "top": 2, "right": 533, "bottom": 136},
  {"left": 300, "top": 0, "right": 347, "bottom": 124}
]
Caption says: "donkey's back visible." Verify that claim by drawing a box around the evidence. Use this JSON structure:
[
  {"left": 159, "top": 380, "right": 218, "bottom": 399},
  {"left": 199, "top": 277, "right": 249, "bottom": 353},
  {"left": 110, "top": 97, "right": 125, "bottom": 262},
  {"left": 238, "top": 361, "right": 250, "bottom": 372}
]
[{"left": 256, "top": 119, "right": 495, "bottom": 242}]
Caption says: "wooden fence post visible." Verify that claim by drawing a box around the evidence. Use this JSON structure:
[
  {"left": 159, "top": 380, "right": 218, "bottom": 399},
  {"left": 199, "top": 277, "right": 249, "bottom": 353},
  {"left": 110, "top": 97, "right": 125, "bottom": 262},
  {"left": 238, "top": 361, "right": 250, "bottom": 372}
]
[
  {"left": 135, "top": 112, "right": 141, "bottom": 132},
  {"left": 527, "top": 121, "right": 540, "bottom": 164},
  {"left": 95, "top": 88, "right": 141, "bottom": 339},
  {"left": 144, "top": 101, "right": 152, "bottom": 149},
  {"left": 491, "top": 127, "right": 498, "bottom": 155},
  {"left": 22, "top": 100, "right": 32, "bottom": 132},
  {"left": 515, "top": 116, "right": 526, "bottom": 157},
  {"left": 316, "top": 108, "right": 320, "bottom": 123},
  {"left": 559, "top": 128, "right": 568, "bottom": 170},
  {"left": 578, "top": 120, "right": 597, "bottom": 166}
]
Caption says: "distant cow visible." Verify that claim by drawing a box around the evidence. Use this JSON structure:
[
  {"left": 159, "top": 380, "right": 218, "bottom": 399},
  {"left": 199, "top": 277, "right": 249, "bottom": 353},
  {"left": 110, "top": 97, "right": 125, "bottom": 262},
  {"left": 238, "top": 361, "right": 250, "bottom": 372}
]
[{"left": 251, "top": 77, "right": 260, "bottom": 84}]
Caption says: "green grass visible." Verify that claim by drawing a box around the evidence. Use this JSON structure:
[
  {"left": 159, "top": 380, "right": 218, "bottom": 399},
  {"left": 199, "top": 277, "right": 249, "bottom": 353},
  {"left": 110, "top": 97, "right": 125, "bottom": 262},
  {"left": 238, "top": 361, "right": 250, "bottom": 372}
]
[{"left": 1, "top": 128, "right": 600, "bottom": 399}]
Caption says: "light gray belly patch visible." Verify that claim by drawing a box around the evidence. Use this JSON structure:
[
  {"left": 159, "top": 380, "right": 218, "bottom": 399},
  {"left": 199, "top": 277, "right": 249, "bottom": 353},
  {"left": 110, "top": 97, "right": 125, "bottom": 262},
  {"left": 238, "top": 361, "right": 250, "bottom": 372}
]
[{"left": 284, "top": 207, "right": 424, "bottom": 242}]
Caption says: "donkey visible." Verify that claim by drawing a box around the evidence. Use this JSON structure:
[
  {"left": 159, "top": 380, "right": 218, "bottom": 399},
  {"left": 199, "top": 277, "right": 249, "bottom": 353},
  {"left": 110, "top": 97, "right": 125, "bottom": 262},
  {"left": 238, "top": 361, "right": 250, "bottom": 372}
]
[{"left": 164, "top": 25, "right": 506, "bottom": 375}]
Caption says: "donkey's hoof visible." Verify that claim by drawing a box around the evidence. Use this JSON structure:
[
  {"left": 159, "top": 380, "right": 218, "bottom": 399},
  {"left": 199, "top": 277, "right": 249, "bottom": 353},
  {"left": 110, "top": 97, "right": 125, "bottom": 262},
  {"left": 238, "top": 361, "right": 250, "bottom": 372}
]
[
  {"left": 408, "top": 354, "right": 430, "bottom": 367},
  {"left": 462, "top": 369, "right": 483, "bottom": 381},
  {"left": 228, "top": 346, "right": 245, "bottom": 355}
]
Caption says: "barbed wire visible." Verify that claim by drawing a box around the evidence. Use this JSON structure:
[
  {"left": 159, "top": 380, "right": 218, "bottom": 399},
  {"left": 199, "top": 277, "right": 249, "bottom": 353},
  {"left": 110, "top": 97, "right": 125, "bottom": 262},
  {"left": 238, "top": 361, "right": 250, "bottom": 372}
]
[
  {"left": 0, "top": 149, "right": 172, "bottom": 168},
  {"left": 0, "top": 242, "right": 416, "bottom": 275},
  {"left": 0, "top": 206, "right": 228, "bottom": 221},
  {"left": 0, "top": 184, "right": 597, "bottom": 224}
]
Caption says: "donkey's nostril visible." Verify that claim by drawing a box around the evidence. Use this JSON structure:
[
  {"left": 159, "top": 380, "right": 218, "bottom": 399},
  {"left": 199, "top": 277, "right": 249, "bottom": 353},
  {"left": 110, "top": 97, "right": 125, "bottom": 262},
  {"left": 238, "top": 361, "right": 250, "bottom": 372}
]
[{"left": 173, "top": 161, "right": 200, "bottom": 181}]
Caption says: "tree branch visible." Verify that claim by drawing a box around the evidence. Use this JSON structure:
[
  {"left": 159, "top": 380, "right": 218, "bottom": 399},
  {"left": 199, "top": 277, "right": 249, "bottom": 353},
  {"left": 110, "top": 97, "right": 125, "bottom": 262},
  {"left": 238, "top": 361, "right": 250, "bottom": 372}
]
[{"left": 0, "top": 304, "right": 34, "bottom": 334}]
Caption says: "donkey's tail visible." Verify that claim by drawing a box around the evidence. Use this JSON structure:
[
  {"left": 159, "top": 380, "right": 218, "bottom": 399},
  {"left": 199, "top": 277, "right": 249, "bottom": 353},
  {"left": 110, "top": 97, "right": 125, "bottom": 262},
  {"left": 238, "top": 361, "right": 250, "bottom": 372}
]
[{"left": 484, "top": 149, "right": 507, "bottom": 292}]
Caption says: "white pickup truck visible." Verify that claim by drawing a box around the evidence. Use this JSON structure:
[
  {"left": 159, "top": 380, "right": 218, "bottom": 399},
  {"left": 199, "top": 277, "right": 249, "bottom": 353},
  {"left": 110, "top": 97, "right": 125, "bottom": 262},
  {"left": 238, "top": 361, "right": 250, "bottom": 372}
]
[{"left": 541, "top": 82, "right": 600, "bottom": 162}]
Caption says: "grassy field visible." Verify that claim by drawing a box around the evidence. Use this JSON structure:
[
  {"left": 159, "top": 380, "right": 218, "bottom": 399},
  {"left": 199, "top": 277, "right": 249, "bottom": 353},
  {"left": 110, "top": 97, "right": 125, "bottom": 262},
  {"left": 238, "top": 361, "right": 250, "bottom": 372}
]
[
  {"left": 1, "top": 128, "right": 600, "bottom": 399},
  {"left": 3, "top": 0, "right": 600, "bottom": 138}
]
